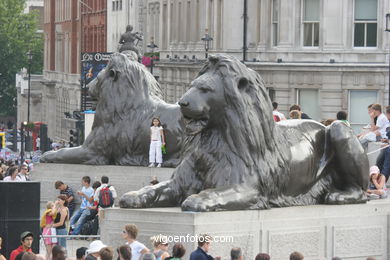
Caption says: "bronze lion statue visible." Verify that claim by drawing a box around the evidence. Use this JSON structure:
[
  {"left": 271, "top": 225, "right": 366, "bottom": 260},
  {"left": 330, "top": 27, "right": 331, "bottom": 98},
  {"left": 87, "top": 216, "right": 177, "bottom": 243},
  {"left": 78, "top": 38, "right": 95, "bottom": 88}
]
[
  {"left": 120, "top": 54, "right": 369, "bottom": 211},
  {"left": 40, "top": 52, "right": 184, "bottom": 166}
]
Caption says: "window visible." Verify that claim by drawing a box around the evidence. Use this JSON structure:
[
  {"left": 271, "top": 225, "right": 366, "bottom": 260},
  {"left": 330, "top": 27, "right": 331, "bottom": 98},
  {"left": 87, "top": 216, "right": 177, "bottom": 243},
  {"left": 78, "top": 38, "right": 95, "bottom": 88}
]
[
  {"left": 303, "top": 0, "right": 319, "bottom": 47},
  {"left": 112, "top": 1, "right": 115, "bottom": 11},
  {"left": 354, "top": 0, "right": 377, "bottom": 47},
  {"left": 272, "top": 0, "right": 279, "bottom": 46},
  {"left": 267, "top": 88, "right": 276, "bottom": 102},
  {"left": 119, "top": 0, "right": 122, "bottom": 10},
  {"left": 297, "top": 89, "right": 319, "bottom": 120},
  {"left": 349, "top": 90, "right": 378, "bottom": 134}
]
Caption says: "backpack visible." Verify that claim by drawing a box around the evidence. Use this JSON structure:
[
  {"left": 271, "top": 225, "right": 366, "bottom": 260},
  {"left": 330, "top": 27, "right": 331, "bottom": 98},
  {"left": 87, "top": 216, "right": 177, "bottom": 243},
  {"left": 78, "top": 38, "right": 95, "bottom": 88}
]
[{"left": 99, "top": 185, "right": 114, "bottom": 208}]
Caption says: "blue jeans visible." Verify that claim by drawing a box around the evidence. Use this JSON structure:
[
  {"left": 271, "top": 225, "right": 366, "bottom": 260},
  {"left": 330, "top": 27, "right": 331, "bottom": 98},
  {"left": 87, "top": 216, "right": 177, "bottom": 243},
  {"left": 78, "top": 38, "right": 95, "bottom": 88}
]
[
  {"left": 56, "top": 228, "right": 67, "bottom": 248},
  {"left": 380, "top": 146, "right": 390, "bottom": 181},
  {"left": 70, "top": 208, "right": 90, "bottom": 235}
]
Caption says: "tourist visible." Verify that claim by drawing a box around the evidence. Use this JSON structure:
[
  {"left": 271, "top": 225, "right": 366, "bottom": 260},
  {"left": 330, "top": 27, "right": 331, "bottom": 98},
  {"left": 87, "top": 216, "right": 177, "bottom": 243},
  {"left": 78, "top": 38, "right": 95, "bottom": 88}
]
[
  {"left": 230, "top": 248, "right": 242, "bottom": 260},
  {"left": 51, "top": 195, "right": 69, "bottom": 248},
  {"left": 55, "top": 180, "right": 76, "bottom": 217},
  {"left": 367, "top": 166, "right": 387, "bottom": 199},
  {"left": 359, "top": 104, "right": 388, "bottom": 148},
  {"left": 3, "top": 166, "right": 21, "bottom": 182},
  {"left": 149, "top": 118, "right": 165, "bottom": 168},
  {"left": 289, "top": 104, "right": 311, "bottom": 119},
  {"left": 150, "top": 176, "right": 159, "bottom": 185},
  {"left": 289, "top": 251, "right": 304, "bottom": 260},
  {"left": 70, "top": 176, "right": 94, "bottom": 235},
  {"left": 99, "top": 247, "right": 114, "bottom": 260},
  {"left": 40, "top": 201, "right": 57, "bottom": 257},
  {"left": 336, "top": 111, "right": 350, "bottom": 127},
  {"left": 189, "top": 234, "right": 215, "bottom": 260},
  {"left": 52, "top": 245, "right": 67, "bottom": 260},
  {"left": 94, "top": 176, "right": 117, "bottom": 208},
  {"left": 0, "top": 237, "right": 6, "bottom": 260},
  {"left": 289, "top": 110, "right": 301, "bottom": 119},
  {"left": 21, "top": 252, "right": 36, "bottom": 260},
  {"left": 117, "top": 245, "right": 132, "bottom": 260},
  {"left": 86, "top": 240, "right": 107, "bottom": 260},
  {"left": 76, "top": 247, "right": 88, "bottom": 260},
  {"left": 140, "top": 254, "right": 155, "bottom": 260},
  {"left": 255, "top": 253, "right": 270, "bottom": 260},
  {"left": 122, "top": 224, "right": 149, "bottom": 260},
  {"left": 272, "top": 102, "right": 286, "bottom": 121},
  {"left": 10, "top": 232, "right": 34, "bottom": 260},
  {"left": 18, "top": 165, "right": 30, "bottom": 181},
  {"left": 165, "top": 243, "right": 186, "bottom": 260},
  {"left": 151, "top": 235, "right": 169, "bottom": 260}
]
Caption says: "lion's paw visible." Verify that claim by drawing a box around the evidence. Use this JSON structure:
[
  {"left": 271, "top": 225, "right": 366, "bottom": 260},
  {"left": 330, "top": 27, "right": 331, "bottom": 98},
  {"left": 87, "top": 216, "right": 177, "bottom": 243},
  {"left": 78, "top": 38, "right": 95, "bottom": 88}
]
[
  {"left": 181, "top": 195, "right": 217, "bottom": 212},
  {"left": 325, "top": 189, "right": 367, "bottom": 205},
  {"left": 119, "top": 192, "right": 147, "bottom": 208}
]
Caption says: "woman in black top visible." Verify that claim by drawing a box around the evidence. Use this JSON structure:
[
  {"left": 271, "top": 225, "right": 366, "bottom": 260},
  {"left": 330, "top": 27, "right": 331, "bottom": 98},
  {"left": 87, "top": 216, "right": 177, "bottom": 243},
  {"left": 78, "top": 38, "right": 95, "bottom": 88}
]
[{"left": 51, "top": 195, "right": 69, "bottom": 248}]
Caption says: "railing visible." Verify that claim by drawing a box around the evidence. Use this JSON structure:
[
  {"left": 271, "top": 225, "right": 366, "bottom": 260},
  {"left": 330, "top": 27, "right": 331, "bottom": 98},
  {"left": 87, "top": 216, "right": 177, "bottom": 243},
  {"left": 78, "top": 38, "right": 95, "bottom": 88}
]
[{"left": 40, "top": 235, "right": 100, "bottom": 258}]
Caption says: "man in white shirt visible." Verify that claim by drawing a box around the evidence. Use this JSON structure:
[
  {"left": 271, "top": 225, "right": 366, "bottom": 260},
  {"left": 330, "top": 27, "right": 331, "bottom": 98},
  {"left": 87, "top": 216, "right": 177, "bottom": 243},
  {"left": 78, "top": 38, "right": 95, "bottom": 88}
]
[
  {"left": 93, "top": 176, "right": 117, "bottom": 207},
  {"left": 372, "top": 105, "right": 389, "bottom": 139},
  {"left": 122, "top": 224, "right": 149, "bottom": 260},
  {"left": 359, "top": 104, "right": 389, "bottom": 148}
]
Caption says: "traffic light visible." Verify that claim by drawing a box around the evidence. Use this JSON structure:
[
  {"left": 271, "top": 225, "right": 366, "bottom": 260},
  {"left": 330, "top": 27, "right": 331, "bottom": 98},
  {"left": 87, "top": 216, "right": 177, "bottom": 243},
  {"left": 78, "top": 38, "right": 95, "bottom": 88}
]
[
  {"left": 69, "top": 129, "right": 79, "bottom": 147},
  {"left": 11, "top": 128, "right": 17, "bottom": 152},
  {"left": 0, "top": 133, "right": 4, "bottom": 148}
]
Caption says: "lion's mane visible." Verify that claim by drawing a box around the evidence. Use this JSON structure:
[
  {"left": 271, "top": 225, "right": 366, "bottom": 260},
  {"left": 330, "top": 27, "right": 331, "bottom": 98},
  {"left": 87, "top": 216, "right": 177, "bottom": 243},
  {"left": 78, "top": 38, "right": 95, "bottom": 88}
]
[
  {"left": 84, "top": 52, "right": 182, "bottom": 165},
  {"left": 179, "top": 55, "right": 291, "bottom": 198}
]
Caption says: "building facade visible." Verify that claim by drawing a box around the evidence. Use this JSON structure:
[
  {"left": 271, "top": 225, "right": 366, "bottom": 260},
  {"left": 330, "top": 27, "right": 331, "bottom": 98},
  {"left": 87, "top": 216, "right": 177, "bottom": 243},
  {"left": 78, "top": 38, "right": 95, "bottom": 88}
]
[
  {"left": 40, "top": 0, "right": 107, "bottom": 141},
  {"left": 153, "top": 0, "right": 390, "bottom": 133}
]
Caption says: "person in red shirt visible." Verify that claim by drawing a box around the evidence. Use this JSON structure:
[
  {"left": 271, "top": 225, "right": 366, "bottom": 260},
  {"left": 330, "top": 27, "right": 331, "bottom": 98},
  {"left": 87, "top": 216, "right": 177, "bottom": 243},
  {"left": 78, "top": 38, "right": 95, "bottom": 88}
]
[{"left": 10, "top": 232, "right": 34, "bottom": 260}]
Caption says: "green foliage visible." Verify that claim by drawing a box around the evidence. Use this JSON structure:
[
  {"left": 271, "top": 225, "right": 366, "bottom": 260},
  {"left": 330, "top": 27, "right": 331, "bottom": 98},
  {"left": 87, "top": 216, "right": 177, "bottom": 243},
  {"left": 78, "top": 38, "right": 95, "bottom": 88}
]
[
  {"left": 0, "top": 0, "right": 43, "bottom": 116},
  {"left": 143, "top": 52, "right": 160, "bottom": 59}
]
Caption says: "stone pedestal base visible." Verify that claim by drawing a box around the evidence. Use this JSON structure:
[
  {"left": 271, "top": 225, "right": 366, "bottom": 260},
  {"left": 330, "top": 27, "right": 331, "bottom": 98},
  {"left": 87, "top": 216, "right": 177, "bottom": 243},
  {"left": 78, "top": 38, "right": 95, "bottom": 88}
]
[
  {"left": 100, "top": 200, "right": 390, "bottom": 260},
  {"left": 32, "top": 163, "right": 173, "bottom": 208}
]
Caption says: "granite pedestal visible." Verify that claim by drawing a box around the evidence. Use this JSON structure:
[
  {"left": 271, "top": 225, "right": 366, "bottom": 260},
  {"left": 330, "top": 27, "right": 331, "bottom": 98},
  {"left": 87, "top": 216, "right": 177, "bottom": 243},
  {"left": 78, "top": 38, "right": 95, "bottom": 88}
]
[
  {"left": 100, "top": 199, "right": 390, "bottom": 260},
  {"left": 31, "top": 163, "right": 173, "bottom": 208}
]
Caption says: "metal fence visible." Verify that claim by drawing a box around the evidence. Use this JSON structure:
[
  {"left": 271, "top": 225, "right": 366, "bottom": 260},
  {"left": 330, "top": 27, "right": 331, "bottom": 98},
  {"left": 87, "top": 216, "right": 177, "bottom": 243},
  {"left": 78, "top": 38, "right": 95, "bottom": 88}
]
[{"left": 40, "top": 235, "right": 100, "bottom": 258}]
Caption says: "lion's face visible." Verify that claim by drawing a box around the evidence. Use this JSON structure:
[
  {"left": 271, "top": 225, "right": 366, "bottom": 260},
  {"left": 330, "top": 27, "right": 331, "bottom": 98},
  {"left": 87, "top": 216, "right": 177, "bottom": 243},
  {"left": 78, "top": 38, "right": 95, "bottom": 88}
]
[{"left": 178, "top": 72, "right": 226, "bottom": 135}]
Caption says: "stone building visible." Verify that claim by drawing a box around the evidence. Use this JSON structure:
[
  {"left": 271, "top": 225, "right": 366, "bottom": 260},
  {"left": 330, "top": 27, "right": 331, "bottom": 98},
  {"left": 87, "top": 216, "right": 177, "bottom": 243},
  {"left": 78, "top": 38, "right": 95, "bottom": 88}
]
[
  {"left": 40, "top": 0, "right": 107, "bottom": 141},
  {"left": 143, "top": 0, "right": 389, "bottom": 133}
]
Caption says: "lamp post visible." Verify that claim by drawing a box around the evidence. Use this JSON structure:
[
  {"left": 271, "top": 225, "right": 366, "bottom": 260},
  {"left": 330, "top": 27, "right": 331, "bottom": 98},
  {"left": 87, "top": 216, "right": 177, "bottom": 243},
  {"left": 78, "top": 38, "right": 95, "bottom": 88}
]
[
  {"left": 243, "top": 0, "right": 248, "bottom": 62},
  {"left": 20, "top": 121, "right": 27, "bottom": 164},
  {"left": 26, "top": 50, "right": 33, "bottom": 153},
  {"left": 147, "top": 37, "right": 158, "bottom": 75},
  {"left": 201, "top": 29, "right": 213, "bottom": 59},
  {"left": 386, "top": 13, "right": 390, "bottom": 105},
  {"left": 26, "top": 50, "right": 33, "bottom": 124}
]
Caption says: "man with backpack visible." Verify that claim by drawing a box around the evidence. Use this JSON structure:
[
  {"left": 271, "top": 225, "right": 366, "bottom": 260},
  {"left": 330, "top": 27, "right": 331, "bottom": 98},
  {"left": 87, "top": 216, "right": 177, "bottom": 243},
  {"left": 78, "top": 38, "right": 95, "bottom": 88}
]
[{"left": 94, "top": 176, "right": 117, "bottom": 208}]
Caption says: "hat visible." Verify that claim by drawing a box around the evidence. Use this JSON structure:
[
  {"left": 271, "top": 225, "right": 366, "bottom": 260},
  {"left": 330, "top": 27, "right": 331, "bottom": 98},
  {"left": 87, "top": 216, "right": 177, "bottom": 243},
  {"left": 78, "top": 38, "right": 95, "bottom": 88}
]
[
  {"left": 369, "top": 166, "right": 380, "bottom": 176},
  {"left": 20, "top": 231, "right": 33, "bottom": 241},
  {"left": 86, "top": 240, "right": 107, "bottom": 254}
]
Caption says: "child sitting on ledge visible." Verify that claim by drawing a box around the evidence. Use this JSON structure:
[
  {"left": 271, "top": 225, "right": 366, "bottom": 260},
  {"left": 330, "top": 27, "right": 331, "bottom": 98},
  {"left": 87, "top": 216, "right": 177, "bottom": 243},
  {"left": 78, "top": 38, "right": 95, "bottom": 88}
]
[{"left": 367, "top": 166, "right": 387, "bottom": 199}]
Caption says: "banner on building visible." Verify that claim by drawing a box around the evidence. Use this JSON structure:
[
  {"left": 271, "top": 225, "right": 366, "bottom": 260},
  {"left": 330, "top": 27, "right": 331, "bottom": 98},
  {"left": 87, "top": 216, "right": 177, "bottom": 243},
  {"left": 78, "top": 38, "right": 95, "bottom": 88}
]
[{"left": 81, "top": 52, "right": 113, "bottom": 85}]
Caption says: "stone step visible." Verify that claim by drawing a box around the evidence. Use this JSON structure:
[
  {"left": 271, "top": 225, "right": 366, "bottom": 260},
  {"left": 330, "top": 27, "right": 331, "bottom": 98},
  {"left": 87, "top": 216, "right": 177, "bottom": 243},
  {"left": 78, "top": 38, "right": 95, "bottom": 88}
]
[
  {"left": 100, "top": 199, "right": 390, "bottom": 260},
  {"left": 31, "top": 163, "right": 174, "bottom": 208}
]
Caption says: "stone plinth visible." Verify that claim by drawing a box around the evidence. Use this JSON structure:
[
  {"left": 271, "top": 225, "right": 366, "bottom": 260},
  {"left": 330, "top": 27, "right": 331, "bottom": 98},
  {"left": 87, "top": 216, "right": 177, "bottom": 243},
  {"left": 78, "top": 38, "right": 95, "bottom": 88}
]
[
  {"left": 100, "top": 199, "right": 390, "bottom": 260},
  {"left": 31, "top": 163, "right": 173, "bottom": 208}
]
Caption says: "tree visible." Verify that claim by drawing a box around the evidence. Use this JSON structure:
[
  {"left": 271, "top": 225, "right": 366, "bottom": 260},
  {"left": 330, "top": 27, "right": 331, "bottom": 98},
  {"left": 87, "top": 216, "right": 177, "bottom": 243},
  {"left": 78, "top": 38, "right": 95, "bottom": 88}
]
[{"left": 0, "top": 0, "right": 43, "bottom": 117}]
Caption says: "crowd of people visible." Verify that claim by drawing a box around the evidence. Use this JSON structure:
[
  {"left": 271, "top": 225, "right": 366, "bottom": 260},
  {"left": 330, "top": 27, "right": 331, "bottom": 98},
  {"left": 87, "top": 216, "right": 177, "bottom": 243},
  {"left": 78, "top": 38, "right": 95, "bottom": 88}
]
[
  {"left": 0, "top": 159, "right": 31, "bottom": 181},
  {"left": 39, "top": 175, "right": 118, "bottom": 250},
  {"left": 0, "top": 228, "right": 381, "bottom": 260}
]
